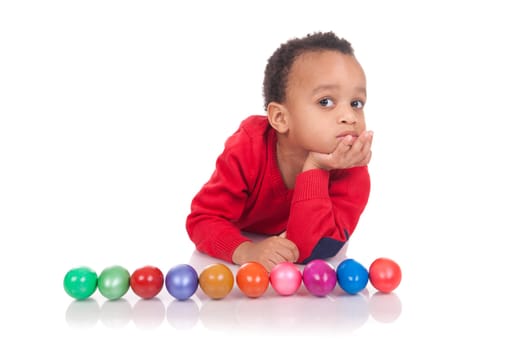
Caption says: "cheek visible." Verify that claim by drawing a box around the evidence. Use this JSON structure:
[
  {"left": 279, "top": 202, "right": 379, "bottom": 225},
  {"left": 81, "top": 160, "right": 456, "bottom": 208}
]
[
  {"left": 305, "top": 121, "right": 337, "bottom": 152},
  {"left": 308, "top": 131, "right": 338, "bottom": 154},
  {"left": 360, "top": 115, "right": 367, "bottom": 130}
]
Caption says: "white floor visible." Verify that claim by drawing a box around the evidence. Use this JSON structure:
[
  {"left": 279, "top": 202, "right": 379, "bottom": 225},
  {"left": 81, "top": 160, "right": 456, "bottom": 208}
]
[
  {"left": 43, "top": 242, "right": 525, "bottom": 347},
  {"left": 64, "top": 251, "right": 403, "bottom": 336},
  {"left": 2, "top": 0, "right": 525, "bottom": 348}
]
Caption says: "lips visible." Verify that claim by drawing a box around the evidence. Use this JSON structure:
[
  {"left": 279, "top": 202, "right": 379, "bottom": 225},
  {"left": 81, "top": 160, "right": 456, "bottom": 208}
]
[{"left": 336, "top": 131, "right": 357, "bottom": 139}]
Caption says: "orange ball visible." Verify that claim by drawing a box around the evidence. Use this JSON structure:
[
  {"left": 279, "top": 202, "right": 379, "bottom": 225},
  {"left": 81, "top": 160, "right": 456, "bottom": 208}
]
[
  {"left": 236, "top": 261, "right": 269, "bottom": 298},
  {"left": 199, "top": 263, "right": 234, "bottom": 299}
]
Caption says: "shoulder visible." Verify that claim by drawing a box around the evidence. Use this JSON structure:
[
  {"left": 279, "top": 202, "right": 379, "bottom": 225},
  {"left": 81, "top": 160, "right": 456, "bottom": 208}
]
[
  {"left": 237, "top": 115, "right": 271, "bottom": 138},
  {"left": 218, "top": 116, "right": 273, "bottom": 187},
  {"left": 224, "top": 115, "right": 272, "bottom": 149}
]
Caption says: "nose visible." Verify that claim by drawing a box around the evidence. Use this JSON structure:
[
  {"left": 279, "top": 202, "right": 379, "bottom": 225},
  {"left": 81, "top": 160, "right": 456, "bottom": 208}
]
[{"left": 338, "top": 106, "right": 357, "bottom": 124}]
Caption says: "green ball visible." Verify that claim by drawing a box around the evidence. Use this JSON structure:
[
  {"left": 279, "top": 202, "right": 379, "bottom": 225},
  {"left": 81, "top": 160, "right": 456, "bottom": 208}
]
[
  {"left": 98, "top": 265, "right": 130, "bottom": 300},
  {"left": 63, "top": 266, "right": 98, "bottom": 300}
]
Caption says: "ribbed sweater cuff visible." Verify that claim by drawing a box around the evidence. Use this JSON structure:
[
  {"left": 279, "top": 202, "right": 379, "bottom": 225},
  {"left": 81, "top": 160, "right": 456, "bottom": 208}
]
[
  {"left": 293, "top": 169, "right": 330, "bottom": 202},
  {"left": 214, "top": 234, "right": 251, "bottom": 263}
]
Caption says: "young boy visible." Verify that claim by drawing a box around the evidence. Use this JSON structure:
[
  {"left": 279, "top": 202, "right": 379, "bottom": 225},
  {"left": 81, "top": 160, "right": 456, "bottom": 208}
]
[{"left": 186, "top": 32, "right": 373, "bottom": 272}]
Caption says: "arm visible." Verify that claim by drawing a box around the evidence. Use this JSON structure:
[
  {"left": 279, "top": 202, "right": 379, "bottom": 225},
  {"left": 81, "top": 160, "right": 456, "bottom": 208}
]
[
  {"left": 286, "top": 167, "right": 370, "bottom": 262},
  {"left": 286, "top": 131, "right": 373, "bottom": 262},
  {"left": 187, "top": 147, "right": 300, "bottom": 270},
  {"left": 186, "top": 125, "right": 300, "bottom": 267},
  {"left": 185, "top": 148, "right": 252, "bottom": 263}
]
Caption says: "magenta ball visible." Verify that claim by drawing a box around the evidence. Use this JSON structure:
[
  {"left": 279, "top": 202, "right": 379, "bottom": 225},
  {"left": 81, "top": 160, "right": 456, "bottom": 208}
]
[
  {"left": 302, "top": 259, "right": 337, "bottom": 297},
  {"left": 270, "top": 262, "right": 302, "bottom": 296}
]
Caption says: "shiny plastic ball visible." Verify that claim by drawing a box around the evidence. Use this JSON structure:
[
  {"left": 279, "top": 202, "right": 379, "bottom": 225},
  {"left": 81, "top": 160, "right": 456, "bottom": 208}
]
[
  {"left": 64, "top": 266, "right": 98, "bottom": 300},
  {"left": 98, "top": 265, "right": 130, "bottom": 300},
  {"left": 302, "top": 259, "right": 337, "bottom": 297},
  {"left": 236, "top": 261, "right": 269, "bottom": 298},
  {"left": 130, "top": 265, "right": 164, "bottom": 299},
  {"left": 336, "top": 258, "right": 369, "bottom": 294},
  {"left": 165, "top": 264, "right": 199, "bottom": 301},
  {"left": 269, "top": 262, "right": 302, "bottom": 296},
  {"left": 199, "top": 263, "right": 234, "bottom": 299},
  {"left": 369, "top": 257, "right": 402, "bottom": 293}
]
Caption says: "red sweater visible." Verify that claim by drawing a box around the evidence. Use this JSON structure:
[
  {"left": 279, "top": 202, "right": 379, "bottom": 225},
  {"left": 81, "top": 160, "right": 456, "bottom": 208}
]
[{"left": 186, "top": 115, "right": 370, "bottom": 264}]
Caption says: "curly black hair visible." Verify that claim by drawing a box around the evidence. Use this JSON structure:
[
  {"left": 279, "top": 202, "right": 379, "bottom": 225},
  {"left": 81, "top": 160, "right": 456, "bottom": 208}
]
[{"left": 263, "top": 31, "right": 354, "bottom": 110}]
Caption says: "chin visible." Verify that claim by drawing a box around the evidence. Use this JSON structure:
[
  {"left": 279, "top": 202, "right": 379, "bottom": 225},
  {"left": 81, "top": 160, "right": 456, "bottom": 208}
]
[
  {"left": 310, "top": 145, "right": 336, "bottom": 155},
  {"left": 303, "top": 140, "right": 335, "bottom": 154}
]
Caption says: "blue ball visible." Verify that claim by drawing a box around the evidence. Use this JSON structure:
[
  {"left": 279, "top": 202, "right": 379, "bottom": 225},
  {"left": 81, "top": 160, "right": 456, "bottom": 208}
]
[
  {"left": 336, "top": 258, "right": 369, "bottom": 294},
  {"left": 165, "top": 264, "right": 199, "bottom": 301}
]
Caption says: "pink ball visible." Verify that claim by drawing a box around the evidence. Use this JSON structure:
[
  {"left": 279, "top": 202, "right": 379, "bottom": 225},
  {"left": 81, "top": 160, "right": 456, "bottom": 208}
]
[{"left": 270, "top": 262, "right": 302, "bottom": 296}]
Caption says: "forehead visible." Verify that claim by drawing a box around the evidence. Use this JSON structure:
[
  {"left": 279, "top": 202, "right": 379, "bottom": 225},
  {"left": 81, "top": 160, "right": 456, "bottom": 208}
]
[{"left": 287, "top": 50, "right": 365, "bottom": 91}]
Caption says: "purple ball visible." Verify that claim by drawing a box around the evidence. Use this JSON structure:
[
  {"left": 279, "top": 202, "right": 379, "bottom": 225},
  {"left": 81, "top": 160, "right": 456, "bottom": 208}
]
[
  {"left": 302, "top": 259, "right": 337, "bottom": 297},
  {"left": 165, "top": 264, "right": 199, "bottom": 301}
]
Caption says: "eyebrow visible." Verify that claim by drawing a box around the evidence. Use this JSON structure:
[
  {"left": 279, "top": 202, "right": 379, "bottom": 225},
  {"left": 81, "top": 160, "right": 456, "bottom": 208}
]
[{"left": 312, "top": 84, "right": 367, "bottom": 96}]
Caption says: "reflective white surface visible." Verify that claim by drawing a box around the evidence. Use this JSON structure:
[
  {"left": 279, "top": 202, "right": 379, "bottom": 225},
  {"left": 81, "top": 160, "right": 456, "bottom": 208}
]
[
  {"left": 64, "top": 250, "right": 402, "bottom": 335},
  {"left": 65, "top": 276, "right": 401, "bottom": 335},
  {"left": 2, "top": 0, "right": 525, "bottom": 348}
]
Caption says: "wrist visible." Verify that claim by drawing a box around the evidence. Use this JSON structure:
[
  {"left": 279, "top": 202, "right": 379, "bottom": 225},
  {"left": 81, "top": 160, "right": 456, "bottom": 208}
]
[
  {"left": 232, "top": 241, "right": 253, "bottom": 265},
  {"left": 303, "top": 155, "right": 328, "bottom": 172}
]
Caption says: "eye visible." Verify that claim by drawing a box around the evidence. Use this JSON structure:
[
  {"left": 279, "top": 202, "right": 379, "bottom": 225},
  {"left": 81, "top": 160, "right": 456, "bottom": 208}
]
[
  {"left": 319, "top": 98, "right": 334, "bottom": 107},
  {"left": 351, "top": 100, "right": 365, "bottom": 109}
]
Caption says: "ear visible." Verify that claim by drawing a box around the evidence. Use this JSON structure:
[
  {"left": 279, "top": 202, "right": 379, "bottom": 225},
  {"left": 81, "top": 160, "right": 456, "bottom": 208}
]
[{"left": 267, "top": 102, "right": 289, "bottom": 134}]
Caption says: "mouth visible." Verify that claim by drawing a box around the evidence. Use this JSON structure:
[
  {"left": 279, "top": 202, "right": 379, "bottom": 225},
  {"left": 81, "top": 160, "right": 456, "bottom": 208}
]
[{"left": 336, "top": 131, "right": 358, "bottom": 139}]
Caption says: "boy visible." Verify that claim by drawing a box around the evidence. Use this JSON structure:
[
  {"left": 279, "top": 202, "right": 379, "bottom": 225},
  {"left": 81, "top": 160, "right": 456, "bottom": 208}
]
[{"left": 186, "top": 32, "right": 373, "bottom": 272}]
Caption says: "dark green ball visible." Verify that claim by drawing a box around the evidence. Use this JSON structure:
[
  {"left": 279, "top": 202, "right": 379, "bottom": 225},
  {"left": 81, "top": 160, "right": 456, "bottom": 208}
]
[{"left": 64, "top": 266, "right": 98, "bottom": 300}]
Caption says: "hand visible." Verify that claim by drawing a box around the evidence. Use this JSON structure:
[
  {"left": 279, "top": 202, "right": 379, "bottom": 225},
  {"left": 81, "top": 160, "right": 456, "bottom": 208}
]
[
  {"left": 232, "top": 235, "right": 299, "bottom": 272},
  {"left": 303, "top": 130, "right": 373, "bottom": 171}
]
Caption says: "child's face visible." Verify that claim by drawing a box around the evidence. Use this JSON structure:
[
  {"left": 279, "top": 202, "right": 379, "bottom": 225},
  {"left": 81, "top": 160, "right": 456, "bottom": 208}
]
[{"left": 283, "top": 50, "right": 367, "bottom": 154}]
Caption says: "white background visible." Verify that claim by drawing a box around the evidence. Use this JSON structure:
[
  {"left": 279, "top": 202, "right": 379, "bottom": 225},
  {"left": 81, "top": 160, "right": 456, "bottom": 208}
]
[{"left": 1, "top": 0, "right": 524, "bottom": 347}]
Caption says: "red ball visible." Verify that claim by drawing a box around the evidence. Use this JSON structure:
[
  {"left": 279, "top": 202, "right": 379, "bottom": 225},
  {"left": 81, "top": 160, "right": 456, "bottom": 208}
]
[
  {"left": 236, "top": 262, "right": 269, "bottom": 298},
  {"left": 130, "top": 265, "right": 164, "bottom": 299},
  {"left": 369, "top": 258, "right": 402, "bottom": 293}
]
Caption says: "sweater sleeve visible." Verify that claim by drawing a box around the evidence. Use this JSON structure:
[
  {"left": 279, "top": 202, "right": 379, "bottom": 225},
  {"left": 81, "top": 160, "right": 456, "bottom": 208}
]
[
  {"left": 286, "top": 166, "right": 371, "bottom": 263},
  {"left": 185, "top": 142, "right": 254, "bottom": 263}
]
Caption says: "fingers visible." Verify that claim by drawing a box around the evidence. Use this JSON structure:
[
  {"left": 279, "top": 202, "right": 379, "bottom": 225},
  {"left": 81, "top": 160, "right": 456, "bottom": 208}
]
[
  {"left": 358, "top": 132, "right": 373, "bottom": 165},
  {"left": 256, "top": 237, "right": 299, "bottom": 271},
  {"left": 264, "top": 250, "right": 297, "bottom": 272},
  {"left": 306, "top": 130, "right": 373, "bottom": 170},
  {"left": 259, "top": 259, "right": 276, "bottom": 272},
  {"left": 269, "top": 236, "right": 299, "bottom": 262},
  {"left": 351, "top": 130, "right": 373, "bottom": 152},
  {"left": 277, "top": 240, "right": 299, "bottom": 263},
  {"left": 234, "top": 237, "right": 300, "bottom": 272},
  {"left": 347, "top": 130, "right": 373, "bottom": 166},
  {"left": 363, "top": 149, "right": 372, "bottom": 165},
  {"left": 334, "top": 135, "right": 354, "bottom": 157},
  {"left": 361, "top": 131, "right": 373, "bottom": 153}
]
